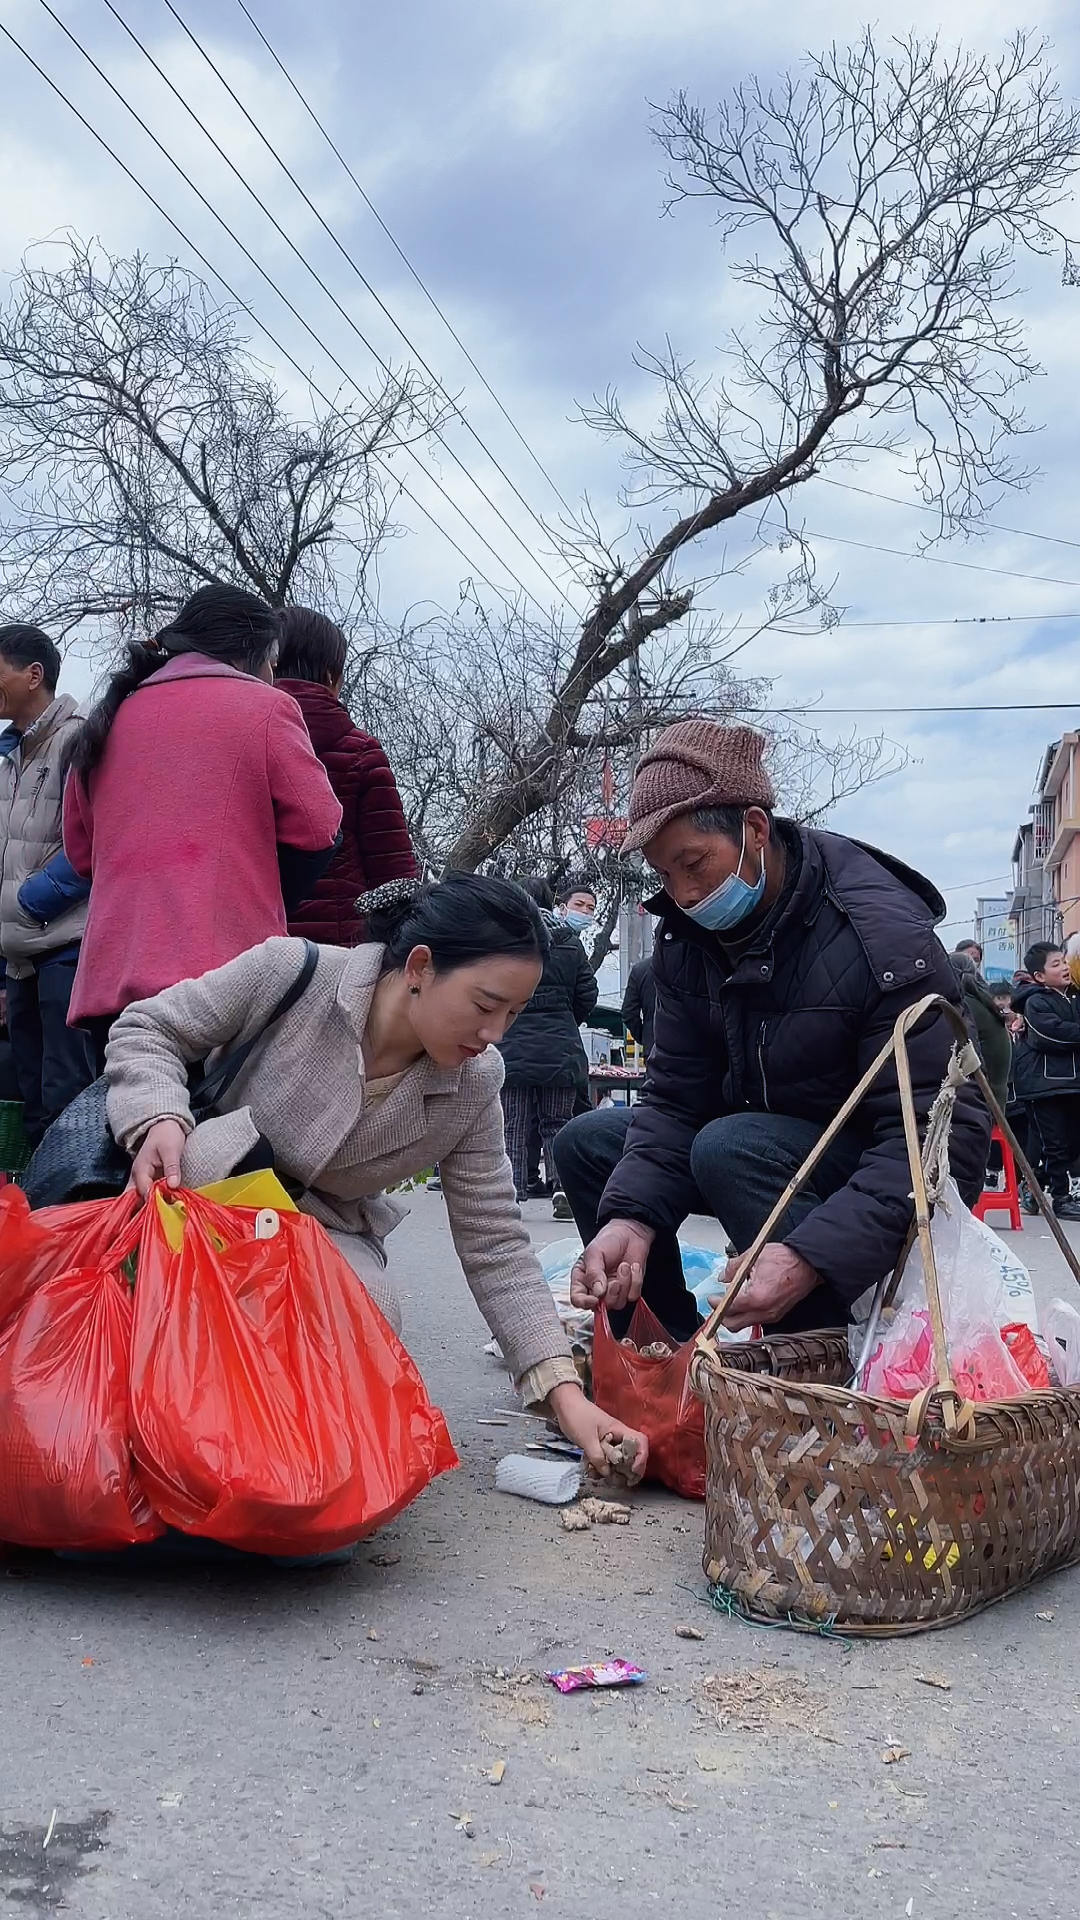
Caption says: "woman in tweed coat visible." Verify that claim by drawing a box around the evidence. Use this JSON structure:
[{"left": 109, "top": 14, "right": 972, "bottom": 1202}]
[{"left": 104, "top": 873, "right": 645, "bottom": 1478}]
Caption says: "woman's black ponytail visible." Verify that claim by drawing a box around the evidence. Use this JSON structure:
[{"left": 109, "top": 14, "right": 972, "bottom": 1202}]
[{"left": 64, "top": 583, "right": 281, "bottom": 781}]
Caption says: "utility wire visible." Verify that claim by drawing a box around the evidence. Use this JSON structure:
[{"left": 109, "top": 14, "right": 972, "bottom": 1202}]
[
  {"left": 233, "top": 0, "right": 578, "bottom": 522},
  {"left": 0, "top": 15, "right": 525, "bottom": 620},
  {"left": 820, "top": 477, "right": 1080, "bottom": 555},
  {"left": 156, "top": 0, "right": 580, "bottom": 591},
  {"left": 771, "top": 612, "right": 1080, "bottom": 632},
  {"left": 767, "top": 703, "right": 1080, "bottom": 715},
  {"left": 54, "top": 0, "right": 571, "bottom": 623},
  {"left": 765, "top": 519, "right": 1080, "bottom": 590}
]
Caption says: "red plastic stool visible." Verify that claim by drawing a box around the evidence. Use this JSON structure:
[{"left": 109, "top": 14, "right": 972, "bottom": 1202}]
[{"left": 972, "top": 1126, "right": 1023, "bottom": 1230}]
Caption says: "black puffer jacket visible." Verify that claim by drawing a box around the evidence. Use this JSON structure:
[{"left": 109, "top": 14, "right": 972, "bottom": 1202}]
[
  {"left": 598, "top": 822, "right": 990, "bottom": 1303},
  {"left": 1011, "top": 981, "right": 1080, "bottom": 1099},
  {"left": 498, "top": 915, "right": 598, "bottom": 1088}
]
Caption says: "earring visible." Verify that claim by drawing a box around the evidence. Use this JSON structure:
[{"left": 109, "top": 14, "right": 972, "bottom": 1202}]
[{"left": 409, "top": 986, "right": 420, "bottom": 997}]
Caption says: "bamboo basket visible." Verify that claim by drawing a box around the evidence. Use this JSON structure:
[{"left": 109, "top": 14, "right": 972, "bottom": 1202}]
[{"left": 690, "top": 995, "right": 1080, "bottom": 1635}]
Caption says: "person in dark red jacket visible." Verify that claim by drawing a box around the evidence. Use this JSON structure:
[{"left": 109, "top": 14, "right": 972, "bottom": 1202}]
[{"left": 276, "top": 608, "right": 417, "bottom": 944}]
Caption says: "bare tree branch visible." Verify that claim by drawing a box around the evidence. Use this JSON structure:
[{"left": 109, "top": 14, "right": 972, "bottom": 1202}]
[{"left": 0, "top": 239, "right": 444, "bottom": 635}]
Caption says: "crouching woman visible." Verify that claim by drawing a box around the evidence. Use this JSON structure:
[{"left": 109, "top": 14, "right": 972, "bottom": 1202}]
[{"left": 104, "top": 872, "right": 645, "bottom": 1478}]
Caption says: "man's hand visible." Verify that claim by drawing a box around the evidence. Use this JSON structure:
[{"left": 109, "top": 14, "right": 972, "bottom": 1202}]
[
  {"left": 128, "top": 1119, "right": 188, "bottom": 1198},
  {"left": 720, "top": 1244, "right": 820, "bottom": 1332},
  {"left": 547, "top": 1381, "right": 649, "bottom": 1481},
  {"left": 570, "top": 1218, "right": 656, "bottom": 1313}
]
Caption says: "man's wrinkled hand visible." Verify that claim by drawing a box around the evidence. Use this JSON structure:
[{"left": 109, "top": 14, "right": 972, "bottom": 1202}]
[
  {"left": 570, "top": 1218, "right": 656, "bottom": 1313},
  {"left": 721, "top": 1244, "right": 820, "bottom": 1331}
]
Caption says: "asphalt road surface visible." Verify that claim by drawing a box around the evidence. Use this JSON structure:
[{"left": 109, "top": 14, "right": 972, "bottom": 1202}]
[{"left": 2, "top": 1189, "right": 1078, "bottom": 1920}]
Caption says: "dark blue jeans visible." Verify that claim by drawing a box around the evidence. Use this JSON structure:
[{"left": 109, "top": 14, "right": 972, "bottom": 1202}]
[
  {"left": 553, "top": 1106, "right": 865, "bottom": 1340},
  {"left": 6, "top": 955, "right": 97, "bottom": 1146}
]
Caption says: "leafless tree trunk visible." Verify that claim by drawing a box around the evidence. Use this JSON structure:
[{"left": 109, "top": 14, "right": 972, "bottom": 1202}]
[{"left": 0, "top": 241, "right": 441, "bottom": 638}]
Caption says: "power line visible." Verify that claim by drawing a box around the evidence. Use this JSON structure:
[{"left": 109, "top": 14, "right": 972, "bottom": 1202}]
[
  {"left": 156, "top": 0, "right": 579, "bottom": 588},
  {"left": 56, "top": 0, "right": 573, "bottom": 623},
  {"left": 768, "top": 703, "right": 1080, "bottom": 715},
  {"left": 0, "top": 15, "right": 523, "bottom": 618},
  {"left": 765, "top": 520, "right": 1080, "bottom": 589},
  {"left": 233, "top": 0, "right": 578, "bottom": 522},
  {"left": 772, "top": 611, "right": 1080, "bottom": 632},
  {"left": 820, "top": 477, "right": 1080, "bottom": 555}
]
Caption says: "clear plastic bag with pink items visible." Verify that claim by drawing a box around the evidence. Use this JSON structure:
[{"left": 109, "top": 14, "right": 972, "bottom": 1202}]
[{"left": 856, "top": 1179, "right": 1040, "bottom": 1402}]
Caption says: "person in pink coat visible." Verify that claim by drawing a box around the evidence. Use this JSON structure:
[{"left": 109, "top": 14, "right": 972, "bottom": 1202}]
[{"left": 63, "top": 584, "right": 342, "bottom": 1057}]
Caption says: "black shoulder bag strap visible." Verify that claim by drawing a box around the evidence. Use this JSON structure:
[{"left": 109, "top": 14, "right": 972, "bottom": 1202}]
[{"left": 189, "top": 939, "right": 320, "bottom": 1118}]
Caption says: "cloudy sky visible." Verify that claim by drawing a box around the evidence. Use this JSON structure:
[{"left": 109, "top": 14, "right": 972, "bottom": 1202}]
[{"left": 2, "top": 0, "right": 1080, "bottom": 943}]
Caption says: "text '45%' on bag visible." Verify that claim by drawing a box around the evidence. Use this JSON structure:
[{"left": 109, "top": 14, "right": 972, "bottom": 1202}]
[{"left": 127, "top": 1188, "right": 458, "bottom": 1556}]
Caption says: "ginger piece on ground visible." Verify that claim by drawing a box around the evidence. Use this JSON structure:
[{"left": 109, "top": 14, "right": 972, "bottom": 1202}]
[{"left": 580, "top": 1497, "right": 632, "bottom": 1525}]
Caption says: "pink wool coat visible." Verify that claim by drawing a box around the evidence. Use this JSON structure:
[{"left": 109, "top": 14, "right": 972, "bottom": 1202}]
[{"left": 64, "top": 654, "right": 342, "bottom": 1024}]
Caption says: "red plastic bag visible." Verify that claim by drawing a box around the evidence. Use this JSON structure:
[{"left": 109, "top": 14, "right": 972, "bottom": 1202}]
[
  {"left": 128, "top": 1188, "right": 458, "bottom": 1554},
  {"left": 592, "top": 1300, "right": 706, "bottom": 1500},
  {"left": 0, "top": 1186, "right": 163, "bottom": 1550}
]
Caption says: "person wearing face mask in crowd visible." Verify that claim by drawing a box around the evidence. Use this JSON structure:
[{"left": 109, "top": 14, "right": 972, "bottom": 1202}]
[
  {"left": 553, "top": 719, "right": 989, "bottom": 1342},
  {"left": 555, "top": 882, "right": 598, "bottom": 937}
]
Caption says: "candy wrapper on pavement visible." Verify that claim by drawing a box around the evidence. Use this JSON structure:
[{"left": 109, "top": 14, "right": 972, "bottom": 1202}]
[{"left": 545, "top": 1661, "right": 647, "bottom": 1693}]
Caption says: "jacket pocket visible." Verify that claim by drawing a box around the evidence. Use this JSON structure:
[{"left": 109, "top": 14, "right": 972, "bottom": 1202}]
[{"left": 1042, "top": 1050, "right": 1080, "bottom": 1084}]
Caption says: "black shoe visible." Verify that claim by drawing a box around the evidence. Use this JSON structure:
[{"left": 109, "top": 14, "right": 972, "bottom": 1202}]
[
  {"left": 551, "top": 1190, "right": 574, "bottom": 1221},
  {"left": 527, "top": 1179, "right": 551, "bottom": 1199},
  {"left": 1020, "top": 1183, "right": 1040, "bottom": 1216},
  {"left": 1054, "top": 1196, "right": 1080, "bottom": 1220}
]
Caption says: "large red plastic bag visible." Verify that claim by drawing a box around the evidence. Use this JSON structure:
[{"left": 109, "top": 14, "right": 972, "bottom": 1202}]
[
  {"left": 592, "top": 1299, "right": 706, "bottom": 1500},
  {"left": 128, "top": 1188, "right": 458, "bottom": 1554},
  {"left": 0, "top": 1187, "right": 163, "bottom": 1549}
]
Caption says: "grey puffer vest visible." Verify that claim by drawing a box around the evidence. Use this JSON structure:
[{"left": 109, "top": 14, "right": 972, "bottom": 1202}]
[{"left": 0, "top": 695, "right": 87, "bottom": 976}]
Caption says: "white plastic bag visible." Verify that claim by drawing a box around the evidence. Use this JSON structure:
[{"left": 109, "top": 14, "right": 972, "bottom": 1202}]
[
  {"left": 859, "top": 1179, "right": 1034, "bottom": 1401},
  {"left": 1041, "top": 1299, "right": 1080, "bottom": 1387}
]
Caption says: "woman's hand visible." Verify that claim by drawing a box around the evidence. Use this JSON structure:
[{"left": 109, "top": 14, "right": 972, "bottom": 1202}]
[
  {"left": 128, "top": 1119, "right": 188, "bottom": 1198},
  {"left": 569, "top": 1219, "right": 655, "bottom": 1313},
  {"left": 547, "top": 1381, "right": 649, "bottom": 1482}
]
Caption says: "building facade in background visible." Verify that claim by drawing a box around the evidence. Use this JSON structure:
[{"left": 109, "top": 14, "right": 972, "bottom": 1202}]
[{"left": 1009, "top": 738, "right": 1069, "bottom": 968}]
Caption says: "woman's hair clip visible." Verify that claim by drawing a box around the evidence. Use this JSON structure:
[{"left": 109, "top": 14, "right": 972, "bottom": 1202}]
[{"left": 356, "top": 876, "right": 425, "bottom": 915}]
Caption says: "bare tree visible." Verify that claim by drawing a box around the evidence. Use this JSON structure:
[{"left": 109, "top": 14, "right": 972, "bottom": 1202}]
[
  {"left": 351, "top": 597, "right": 908, "bottom": 968},
  {"left": 0, "top": 240, "right": 440, "bottom": 637},
  {"left": 441, "top": 31, "right": 1079, "bottom": 868}
]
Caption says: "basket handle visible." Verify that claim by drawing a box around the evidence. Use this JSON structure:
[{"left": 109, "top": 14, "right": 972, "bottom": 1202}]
[{"left": 697, "top": 992, "right": 1080, "bottom": 1428}]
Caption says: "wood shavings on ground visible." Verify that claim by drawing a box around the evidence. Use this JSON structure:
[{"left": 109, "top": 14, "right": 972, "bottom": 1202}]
[{"left": 698, "top": 1669, "right": 826, "bottom": 1736}]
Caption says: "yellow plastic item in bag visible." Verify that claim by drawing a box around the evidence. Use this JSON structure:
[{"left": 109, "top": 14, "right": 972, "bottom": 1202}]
[
  {"left": 198, "top": 1171, "right": 298, "bottom": 1214},
  {"left": 154, "top": 1172, "right": 298, "bottom": 1254}
]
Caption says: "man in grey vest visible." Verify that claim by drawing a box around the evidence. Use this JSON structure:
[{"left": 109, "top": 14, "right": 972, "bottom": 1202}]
[{"left": 0, "top": 624, "right": 94, "bottom": 1144}]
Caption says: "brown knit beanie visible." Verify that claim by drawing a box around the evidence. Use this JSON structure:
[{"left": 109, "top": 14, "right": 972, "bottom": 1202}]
[{"left": 620, "top": 719, "right": 775, "bottom": 854}]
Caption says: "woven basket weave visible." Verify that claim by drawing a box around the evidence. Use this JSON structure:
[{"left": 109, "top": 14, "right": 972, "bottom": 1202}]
[
  {"left": 690, "top": 994, "right": 1080, "bottom": 1636},
  {"left": 0, "top": 1100, "right": 30, "bottom": 1175}
]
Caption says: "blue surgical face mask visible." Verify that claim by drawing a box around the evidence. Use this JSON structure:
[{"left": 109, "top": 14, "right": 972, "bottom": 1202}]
[
  {"left": 564, "top": 908, "right": 595, "bottom": 933},
  {"left": 683, "top": 819, "right": 766, "bottom": 932}
]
